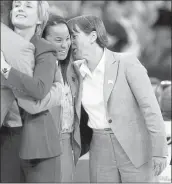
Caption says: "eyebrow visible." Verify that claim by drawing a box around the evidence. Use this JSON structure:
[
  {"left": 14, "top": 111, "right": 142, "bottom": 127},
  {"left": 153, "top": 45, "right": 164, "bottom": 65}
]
[
  {"left": 13, "top": 1, "right": 32, "bottom": 5},
  {"left": 71, "top": 32, "right": 78, "bottom": 35},
  {"left": 14, "top": 1, "right": 33, "bottom": 4},
  {"left": 14, "top": 1, "right": 21, "bottom": 4},
  {"left": 55, "top": 34, "right": 70, "bottom": 39},
  {"left": 26, "top": 1, "right": 32, "bottom": 5}
]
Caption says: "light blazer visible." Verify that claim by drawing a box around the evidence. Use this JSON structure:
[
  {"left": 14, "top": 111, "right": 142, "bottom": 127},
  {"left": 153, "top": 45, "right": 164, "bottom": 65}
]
[
  {"left": 73, "top": 48, "right": 168, "bottom": 168},
  {"left": 4, "top": 35, "right": 61, "bottom": 160},
  {"left": 1, "top": 23, "right": 35, "bottom": 126}
]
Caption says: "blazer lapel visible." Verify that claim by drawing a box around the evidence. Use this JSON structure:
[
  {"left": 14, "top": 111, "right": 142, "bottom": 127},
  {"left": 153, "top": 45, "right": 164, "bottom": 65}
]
[
  {"left": 104, "top": 49, "right": 119, "bottom": 104},
  {"left": 67, "top": 62, "right": 77, "bottom": 98},
  {"left": 72, "top": 62, "right": 83, "bottom": 119},
  {"left": 67, "top": 62, "right": 81, "bottom": 119}
]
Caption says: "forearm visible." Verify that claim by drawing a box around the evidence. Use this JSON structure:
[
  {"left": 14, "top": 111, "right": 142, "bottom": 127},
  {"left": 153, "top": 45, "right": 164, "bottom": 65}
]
[
  {"left": 18, "top": 82, "right": 63, "bottom": 114},
  {"left": 4, "top": 52, "right": 56, "bottom": 100}
]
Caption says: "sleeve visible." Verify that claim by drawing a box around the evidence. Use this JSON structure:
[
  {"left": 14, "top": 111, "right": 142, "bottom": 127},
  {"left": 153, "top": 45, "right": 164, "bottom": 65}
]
[
  {"left": 125, "top": 54, "right": 168, "bottom": 157},
  {"left": 17, "top": 82, "right": 63, "bottom": 114},
  {"left": 4, "top": 45, "right": 57, "bottom": 100}
]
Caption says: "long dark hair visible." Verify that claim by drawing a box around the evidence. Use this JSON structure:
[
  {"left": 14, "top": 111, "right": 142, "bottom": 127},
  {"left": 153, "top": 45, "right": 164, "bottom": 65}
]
[{"left": 42, "top": 14, "right": 72, "bottom": 82}]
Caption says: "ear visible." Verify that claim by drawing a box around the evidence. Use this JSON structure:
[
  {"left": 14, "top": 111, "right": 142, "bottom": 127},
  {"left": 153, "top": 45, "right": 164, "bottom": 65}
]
[{"left": 90, "top": 31, "right": 97, "bottom": 44}]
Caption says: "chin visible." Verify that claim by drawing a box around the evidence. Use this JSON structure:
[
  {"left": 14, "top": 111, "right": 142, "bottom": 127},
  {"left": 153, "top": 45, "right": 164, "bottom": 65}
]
[
  {"left": 13, "top": 22, "right": 27, "bottom": 29},
  {"left": 58, "top": 56, "right": 67, "bottom": 61}
]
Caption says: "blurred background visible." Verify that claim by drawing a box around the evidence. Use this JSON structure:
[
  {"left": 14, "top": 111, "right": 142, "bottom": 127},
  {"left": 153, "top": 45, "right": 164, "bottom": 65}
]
[{"left": 48, "top": 0, "right": 171, "bottom": 81}]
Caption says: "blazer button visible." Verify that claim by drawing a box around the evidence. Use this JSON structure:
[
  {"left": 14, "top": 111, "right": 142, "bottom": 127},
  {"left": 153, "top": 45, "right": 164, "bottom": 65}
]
[{"left": 108, "top": 119, "right": 112, "bottom": 123}]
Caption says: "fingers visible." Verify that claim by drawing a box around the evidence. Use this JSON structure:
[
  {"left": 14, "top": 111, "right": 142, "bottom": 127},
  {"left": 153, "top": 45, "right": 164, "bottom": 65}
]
[
  {"left": 1, "top": 51, "right": 5, "bottom": 60},
  {"left": 159, "top": 159, "right": 167, "bottom": 175},
  {"left": 74, "top": 59, "right": 86, "bottom": 67},
  {"left": 153, "top": 164, "right": 160, "bottom": 176},
  {"left": 153, "top": 159, "right": 167, "bottom": 176}
]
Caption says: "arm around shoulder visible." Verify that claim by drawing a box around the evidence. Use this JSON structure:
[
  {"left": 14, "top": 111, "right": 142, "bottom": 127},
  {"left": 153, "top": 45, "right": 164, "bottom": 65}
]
[
  {"left": 5, "top": 38, "right": 57, "bottom": 100},
  {"left": 18, "top": 82, "right": 63, "bottom": 114}
]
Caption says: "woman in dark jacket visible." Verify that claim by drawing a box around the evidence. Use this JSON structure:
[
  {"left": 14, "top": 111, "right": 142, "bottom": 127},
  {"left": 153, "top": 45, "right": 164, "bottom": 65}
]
[
  {"left": 1, "top": 1, "right": 61, "bottom": 182},
  {"left": 16, "top": 15, "right": 81, "bottom": 183}
]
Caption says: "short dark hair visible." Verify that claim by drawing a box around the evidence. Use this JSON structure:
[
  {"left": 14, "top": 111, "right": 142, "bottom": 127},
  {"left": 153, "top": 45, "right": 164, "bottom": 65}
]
[
  {"left": 67, "top": 15, "right": 108, "bottom": 48},
  {"left": 42, "top": 14, "right": 70, "bottom": 38}
]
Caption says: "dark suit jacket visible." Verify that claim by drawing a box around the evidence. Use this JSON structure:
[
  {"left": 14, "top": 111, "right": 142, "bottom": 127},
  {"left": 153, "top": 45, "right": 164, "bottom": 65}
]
[{"left": 4, "top": 35, "right": 61, "bottom": 159}]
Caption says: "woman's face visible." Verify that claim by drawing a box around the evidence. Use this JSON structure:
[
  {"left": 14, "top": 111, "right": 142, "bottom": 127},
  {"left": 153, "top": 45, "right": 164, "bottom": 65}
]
[
  {"left": 11, "top": 1, "right": 41, "bottom": 29},
  {"left": 46, "top": 23, "right": 71, "bottom": 61}
]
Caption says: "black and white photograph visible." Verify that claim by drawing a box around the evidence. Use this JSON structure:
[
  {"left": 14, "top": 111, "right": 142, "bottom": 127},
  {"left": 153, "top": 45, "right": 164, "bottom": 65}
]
[{"left": 0, "top": 0, "right": 171, "bottom": 183}]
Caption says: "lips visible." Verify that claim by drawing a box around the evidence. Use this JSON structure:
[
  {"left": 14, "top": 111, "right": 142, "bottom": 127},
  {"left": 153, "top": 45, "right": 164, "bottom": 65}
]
[
  {"left": 59, "top": 51, "right": 67, "bottom": 54},
  {"left": 16, "top": 14, "right": 26, "bottom": 18}
]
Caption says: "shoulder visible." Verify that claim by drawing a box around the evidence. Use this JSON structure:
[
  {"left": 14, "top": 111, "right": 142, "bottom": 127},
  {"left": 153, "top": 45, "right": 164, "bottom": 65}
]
[
  {"left": 111, "top": 51, "right": 147, "bottom": 74},
  {"left": 114, "top": 51, "right": 144, "bottom": 68},
  {"left": 31, "top": 35, "right": 57, "bottom": 58}
]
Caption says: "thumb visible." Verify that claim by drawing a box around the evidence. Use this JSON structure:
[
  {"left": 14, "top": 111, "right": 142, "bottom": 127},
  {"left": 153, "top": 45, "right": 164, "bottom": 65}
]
[
  {"left": 74, "top": 59, "right": 86, "bottom": 66},
  {"left": 152, "top": 158, "right": 156, "bottom": 170},
  {"left": 1, "top": 50, "right": 5, "bottom": 59}
]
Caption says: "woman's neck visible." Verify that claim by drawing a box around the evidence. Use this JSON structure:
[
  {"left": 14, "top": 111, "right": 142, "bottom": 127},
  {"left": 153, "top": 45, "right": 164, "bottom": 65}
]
[
  {"left": 14, "top": 26, "right": 36, "bottom": 41},
  {"left": 87, "top": 45, "right": 104, "bottom": 72}
]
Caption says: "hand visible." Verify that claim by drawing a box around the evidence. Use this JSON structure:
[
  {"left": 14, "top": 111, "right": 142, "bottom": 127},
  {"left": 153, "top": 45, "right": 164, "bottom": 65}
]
[
  {"left": 73, "top": 59, "right": 86, "bottom": 68},
  {"left": 1, "top": 50, "right": 11, "bottom": 78},
  {"left": 73, "top": 59, "right": 87, "bottom": 78},
  {"left": 152, "top": 156, "right": 167, "bottom": 176},
  {"left": 1, "top": 51, "right": 9, "bottom": 70}
]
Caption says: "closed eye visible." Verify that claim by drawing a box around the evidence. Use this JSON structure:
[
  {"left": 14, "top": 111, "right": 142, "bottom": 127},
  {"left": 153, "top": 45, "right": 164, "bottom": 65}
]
[
  {"left": 55, "top": 39, "right": 62, "bottom": 43},
  {"left": 72, "top": 35, "right": 77, "bottom": 39},
  {"left": 14, "top": 3, "right": 21, "bottom": 7}
]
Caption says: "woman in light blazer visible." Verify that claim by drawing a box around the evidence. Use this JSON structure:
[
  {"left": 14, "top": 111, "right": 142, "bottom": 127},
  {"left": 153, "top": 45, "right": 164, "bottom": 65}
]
[{"left": 1, "top": 1, "right": 62, "bottom": 182}]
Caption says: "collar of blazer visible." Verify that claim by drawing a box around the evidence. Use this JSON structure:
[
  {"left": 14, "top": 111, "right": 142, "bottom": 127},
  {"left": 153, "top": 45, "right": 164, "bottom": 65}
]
[
  {"left": 71, "top": 60, "right": 84, "bottom": 119},
  {"left": 103, "top": 48, "right": 120, "bottom": 104},
  {"left": 67, "top": 62, "right": 78, "bottom": 98},
  {"left": 71, "top": 48, "right": 120, "bottom": 115}
]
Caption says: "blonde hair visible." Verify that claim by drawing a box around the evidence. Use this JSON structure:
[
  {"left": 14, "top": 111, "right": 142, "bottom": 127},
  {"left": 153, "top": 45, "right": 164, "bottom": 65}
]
[
  {"left": 11, "top": 1, "right": 50, "bottom": 36},
  {"left": 36, "top": 1, "right": 50, "bottom": 36}
]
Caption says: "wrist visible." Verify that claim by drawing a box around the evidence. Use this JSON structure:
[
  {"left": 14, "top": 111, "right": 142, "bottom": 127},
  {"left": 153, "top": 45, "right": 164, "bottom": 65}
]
[{"left": 1, "top": 64, "right": 12, "bottom": 79}]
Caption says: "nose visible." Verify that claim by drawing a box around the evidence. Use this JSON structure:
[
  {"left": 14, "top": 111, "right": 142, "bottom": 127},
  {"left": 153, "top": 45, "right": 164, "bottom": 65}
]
[
  {"left": 61, "top": 40, "right": 68, "bottom": 48},
  {"left": 17, "top": 4, "right": 25, "bottom": 12}
]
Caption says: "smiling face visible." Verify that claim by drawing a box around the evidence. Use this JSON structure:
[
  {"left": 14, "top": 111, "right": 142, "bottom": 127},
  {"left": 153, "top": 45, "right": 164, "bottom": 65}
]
[
  {"left": 71, "top": 25, "right": 91, "bottom": 60},
  {"left": 11, "top": 1, "right": 41, "bottom": 30},
  {"left": 45, "top": 23, "right": 71, "bottom": 61}
]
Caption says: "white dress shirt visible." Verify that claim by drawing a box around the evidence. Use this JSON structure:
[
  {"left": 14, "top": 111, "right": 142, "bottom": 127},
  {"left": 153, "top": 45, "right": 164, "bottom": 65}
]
[{"left": 77, "top": 50, "right": 110, "bottom": 129}]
